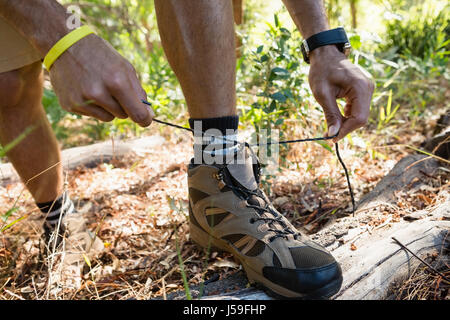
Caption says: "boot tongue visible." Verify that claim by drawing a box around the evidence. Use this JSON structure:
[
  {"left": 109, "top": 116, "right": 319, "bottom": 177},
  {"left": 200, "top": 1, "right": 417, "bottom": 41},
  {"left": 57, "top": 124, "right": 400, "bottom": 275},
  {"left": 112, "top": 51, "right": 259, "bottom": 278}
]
[{"left": 226, "top": 151, "right": 258, "bottom": 191}]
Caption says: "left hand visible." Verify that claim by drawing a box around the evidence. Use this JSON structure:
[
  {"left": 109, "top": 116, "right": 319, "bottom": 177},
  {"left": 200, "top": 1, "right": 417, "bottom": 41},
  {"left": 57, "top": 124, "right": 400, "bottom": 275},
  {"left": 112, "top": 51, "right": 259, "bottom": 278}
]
[{"left": 308, "top": 45, "right": 374, "bottom": 142}]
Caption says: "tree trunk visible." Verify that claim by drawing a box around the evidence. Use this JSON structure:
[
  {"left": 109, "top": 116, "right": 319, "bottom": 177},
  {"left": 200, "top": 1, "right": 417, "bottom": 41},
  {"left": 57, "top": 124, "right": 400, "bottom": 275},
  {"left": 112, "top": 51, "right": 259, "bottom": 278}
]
[
  {"left": 350, "top": 0, "right": 358, "bottom": 29},
  {"left": 233, "top": 0, "right": 244, "bottom": 58}
]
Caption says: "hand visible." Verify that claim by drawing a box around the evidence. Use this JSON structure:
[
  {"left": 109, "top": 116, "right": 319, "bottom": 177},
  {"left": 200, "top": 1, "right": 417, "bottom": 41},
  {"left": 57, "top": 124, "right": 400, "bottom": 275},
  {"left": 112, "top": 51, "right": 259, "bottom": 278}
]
[
  {"left": 49, "top": 34, "right": 154, "bottom": 126},
  {"left": 308, "top": 45, "right": 374, "bottom": 142}
]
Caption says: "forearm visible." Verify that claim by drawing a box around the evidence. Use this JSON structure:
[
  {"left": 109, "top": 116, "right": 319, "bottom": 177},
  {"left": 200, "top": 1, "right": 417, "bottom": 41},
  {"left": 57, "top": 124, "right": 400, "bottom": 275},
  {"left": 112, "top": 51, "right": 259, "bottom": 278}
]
[
  {"left": 0, "top": 0, "right": 71, "bottom": 55},
  {"left": 282, "top": 0, "right": 330, "bottom": 38},
  {"left": 282, "top": 0, "right": 344, "bottom": 62}
]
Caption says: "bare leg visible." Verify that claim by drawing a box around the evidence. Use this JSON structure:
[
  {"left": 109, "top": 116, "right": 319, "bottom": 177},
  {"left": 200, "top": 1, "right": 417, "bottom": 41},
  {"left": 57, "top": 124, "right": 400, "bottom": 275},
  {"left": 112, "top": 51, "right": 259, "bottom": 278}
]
[
  {"left": 0, "top": 61, "right": 63, "bottom": 203},
  {"left": 154, "top": 0, "right": 237, "bottom": 118}
]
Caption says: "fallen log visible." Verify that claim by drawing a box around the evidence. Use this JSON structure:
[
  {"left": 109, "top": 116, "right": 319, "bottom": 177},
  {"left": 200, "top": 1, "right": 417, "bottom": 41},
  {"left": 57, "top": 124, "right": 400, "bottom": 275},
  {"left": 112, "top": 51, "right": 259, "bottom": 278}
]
[
  {"left": 333, "top": 203, "right": 449, "bottom": 300},
  {"left": 0, "top": 135, "right": 165, "bottom": 185},
  {"left": 167, "top": 198, "right": 448, "bottom": 300}
]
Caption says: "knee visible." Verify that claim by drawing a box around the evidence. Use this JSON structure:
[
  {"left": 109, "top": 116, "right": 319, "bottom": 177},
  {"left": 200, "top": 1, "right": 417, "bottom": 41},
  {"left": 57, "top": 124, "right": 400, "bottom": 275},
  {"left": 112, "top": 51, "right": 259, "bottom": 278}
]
[{"left": 0, "top": 61, "right": 43, "bottom": 107}]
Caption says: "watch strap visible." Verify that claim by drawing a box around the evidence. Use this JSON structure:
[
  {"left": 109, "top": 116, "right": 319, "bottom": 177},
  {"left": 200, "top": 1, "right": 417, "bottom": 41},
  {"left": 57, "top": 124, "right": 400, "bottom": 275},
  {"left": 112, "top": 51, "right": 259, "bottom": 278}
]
[{"left": 306, "top": 27, "right": 349, "bottom": 52}]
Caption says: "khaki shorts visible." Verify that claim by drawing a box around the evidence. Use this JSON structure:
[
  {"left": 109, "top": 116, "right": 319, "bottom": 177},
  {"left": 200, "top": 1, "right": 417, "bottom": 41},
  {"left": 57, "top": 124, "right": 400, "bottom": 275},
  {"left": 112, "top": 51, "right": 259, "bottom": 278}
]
[{"left": 0, "top": 16, "right": 42, "bottom": 73}]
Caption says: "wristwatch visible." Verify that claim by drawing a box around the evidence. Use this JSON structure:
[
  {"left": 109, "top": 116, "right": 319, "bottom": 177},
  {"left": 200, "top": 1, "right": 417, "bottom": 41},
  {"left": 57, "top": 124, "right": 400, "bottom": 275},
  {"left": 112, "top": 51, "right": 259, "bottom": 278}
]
[{"left": 301, "top": 27, "right": 352, "bottom": 64}]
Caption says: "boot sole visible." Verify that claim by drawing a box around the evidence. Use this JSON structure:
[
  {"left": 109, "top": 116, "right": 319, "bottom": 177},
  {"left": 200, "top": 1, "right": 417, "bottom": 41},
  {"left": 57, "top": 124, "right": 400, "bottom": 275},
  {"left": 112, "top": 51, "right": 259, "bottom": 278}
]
[{"left": 190, "top": 221, "right": 342, "bottom": 299}]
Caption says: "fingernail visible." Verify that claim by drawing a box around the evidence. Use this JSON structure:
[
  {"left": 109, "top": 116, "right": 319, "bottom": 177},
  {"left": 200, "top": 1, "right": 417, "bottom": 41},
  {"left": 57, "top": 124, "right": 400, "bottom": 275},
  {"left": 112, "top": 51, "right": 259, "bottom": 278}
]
[{"left": 328, "top": 125, "right": 339, "bottom": 137}]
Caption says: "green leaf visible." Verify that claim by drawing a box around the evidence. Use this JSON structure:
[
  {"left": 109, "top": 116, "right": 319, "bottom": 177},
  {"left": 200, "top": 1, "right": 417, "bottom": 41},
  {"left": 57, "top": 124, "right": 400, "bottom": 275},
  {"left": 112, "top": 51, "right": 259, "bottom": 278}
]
[
  {"left": 315, "top": 141, "right": 333, "bottom": 153},
  {"left": 386, "top": 90, "right": 393, "bottom": 116},
  {"left": 269, "top": 67, "right": 289, "bottom": 81},
  {"left": 349, "top": 35, "right": 361, "bottom": 50},
  {"left": 279, "top": 28, "right": 291, "bottom": 37},
  {"left": 274, "top": 14, "right": 280, "bottom": 28},
  {"left": 274, "top": 118, "right": 284, "bottom": 126},
  {"left": 283, "top": 89, "right": 294, "bottom": 99},
  {"left": 380, "top": 106, "right": 386, "bottom": 122},
  {"left": 2, "top": 207, "right": 18, "bottom": 223},
  {"left": 0, "top": 126, "right": 35, "bottom": 157},
  {"left": 176, "top": 238, "right": 192, "bottom": 300},
  {"left": 1, "top": 213, "right": 28, "bottom": 233},
  {"left": 270, "top": 91, "right": 287, "bottom": 102},
  {"left": 268, "top": 100, "right": 277, "bottom": 112},
  {"left": 386, "top": 104, "right": 400, "bottom": 122}
]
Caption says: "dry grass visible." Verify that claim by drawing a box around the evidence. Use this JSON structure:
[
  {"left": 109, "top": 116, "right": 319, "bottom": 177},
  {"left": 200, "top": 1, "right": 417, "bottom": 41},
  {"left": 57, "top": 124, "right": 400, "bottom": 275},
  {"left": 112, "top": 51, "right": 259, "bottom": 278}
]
[{"left": 388, "top": 238, "right": 450, "bottom": 300}]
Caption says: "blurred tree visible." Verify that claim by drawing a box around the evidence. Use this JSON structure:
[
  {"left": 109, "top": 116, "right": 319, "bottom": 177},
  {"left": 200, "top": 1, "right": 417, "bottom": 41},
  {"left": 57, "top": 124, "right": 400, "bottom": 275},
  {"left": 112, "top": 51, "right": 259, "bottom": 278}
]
[
  {"left": 233, "top": 0, "right": 244, "bottom": 57},
  {"left": 350, "top": 0, "right": 358, "bottom": 28},
  {"left": 324, "top": 0, "right": 343, "bottom": 26}
]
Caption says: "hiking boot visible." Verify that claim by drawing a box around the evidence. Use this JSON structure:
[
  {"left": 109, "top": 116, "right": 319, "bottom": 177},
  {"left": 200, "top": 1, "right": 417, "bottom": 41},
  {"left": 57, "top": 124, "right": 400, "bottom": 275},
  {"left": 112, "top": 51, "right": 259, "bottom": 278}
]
[
  {"left": 187, "top": 147, "right": 343, "bottom": 299},
  {"left": 43, "top": 200, "right": 104, "bottom": 292}
]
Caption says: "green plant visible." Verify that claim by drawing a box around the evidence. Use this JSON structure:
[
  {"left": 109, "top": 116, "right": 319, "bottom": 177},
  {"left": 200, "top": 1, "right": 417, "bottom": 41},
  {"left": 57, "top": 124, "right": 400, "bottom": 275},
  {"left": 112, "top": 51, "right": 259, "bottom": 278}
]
[
  {"left": 42, "top": 88, "right": 70, "bottom": 140},
  {"left": 176, "top": 236, "right": 192, "bottom": 300},
  {"left": 377, "top": 90, "right": 400, "bottom": 130},
  {"left": 347, "top": 2, "right": 449, "bottom": 131},
  {"left": 380, "top": 5, "right": 449, "bottom": 61},
  {"left": 0, "top": 126, "right": 35, "bottom": 158},
  {"left": 0, "top": 126, "right": 35, "bottom": 232},
  {"left": 240, "top": 14, "right": 307, "bottom": 132}
]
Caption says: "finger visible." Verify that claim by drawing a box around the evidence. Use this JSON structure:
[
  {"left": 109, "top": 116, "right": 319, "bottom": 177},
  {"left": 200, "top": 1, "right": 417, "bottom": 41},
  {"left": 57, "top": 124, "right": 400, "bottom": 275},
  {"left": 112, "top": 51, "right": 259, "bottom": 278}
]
[
  {"left": 333, "top": 97, "right": 370, "bottom": 142},
  {"left": 83, "top": 87, "right": 128, "bottom": 119},
  {"left": 106, "top": 72, "right": 153, "bottom": 127},
  {"left": 344, "top": 102, "right": 352, "bottom": 117},
  {"left": 73, "top": 104, "right": 115, "bottom": 122},
  {"left": 129, "top": 73, "right": 155, "bottom": 119},
  {"left": 314, "top": 87, "right": 343, "bottom": 137}
]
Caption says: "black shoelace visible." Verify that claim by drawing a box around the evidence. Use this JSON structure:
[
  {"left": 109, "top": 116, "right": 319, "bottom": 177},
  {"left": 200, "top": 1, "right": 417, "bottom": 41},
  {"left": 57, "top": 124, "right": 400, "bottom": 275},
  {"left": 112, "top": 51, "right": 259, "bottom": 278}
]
[
  {"left": 141, "top": 100, "right": 356, "bottom": 220},
  {"left": 230, "top": 183, "right": 301, "bottom": 242}
]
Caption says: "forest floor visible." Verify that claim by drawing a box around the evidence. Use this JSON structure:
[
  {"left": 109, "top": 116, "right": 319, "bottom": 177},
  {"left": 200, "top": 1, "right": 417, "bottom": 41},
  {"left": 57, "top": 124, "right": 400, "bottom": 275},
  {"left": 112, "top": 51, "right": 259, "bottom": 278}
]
[{"left": 0, "top": 107, "right": 448, "bottom": 300}]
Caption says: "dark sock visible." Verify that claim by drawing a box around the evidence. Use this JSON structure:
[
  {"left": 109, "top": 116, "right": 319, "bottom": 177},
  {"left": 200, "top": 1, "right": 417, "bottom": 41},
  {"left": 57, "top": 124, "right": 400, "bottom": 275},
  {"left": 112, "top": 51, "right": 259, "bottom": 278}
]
[
  {"left": 37, "top": 193, "right": 74, "bottom": 227},
  {"left": 188, "top": 115, "right": 239, "bottom": 135},
  {"left": 189, "top": 116, "right": 239, "bottom": 164}
]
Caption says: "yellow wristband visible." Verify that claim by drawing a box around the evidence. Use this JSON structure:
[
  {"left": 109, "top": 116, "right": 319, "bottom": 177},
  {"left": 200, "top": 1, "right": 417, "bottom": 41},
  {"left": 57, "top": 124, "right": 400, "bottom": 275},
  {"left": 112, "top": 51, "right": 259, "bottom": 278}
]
[{"left": 43, "top": 25, "right": 95, "bottom": 70}]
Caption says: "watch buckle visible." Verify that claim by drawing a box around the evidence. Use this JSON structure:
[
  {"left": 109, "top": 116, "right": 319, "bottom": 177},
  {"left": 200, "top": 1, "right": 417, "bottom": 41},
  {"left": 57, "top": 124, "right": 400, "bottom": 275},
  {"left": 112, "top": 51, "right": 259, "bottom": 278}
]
[
  {"left": 302, "top": 39, "right": 310, "bottom": 56},
  {"left": 343, "top": 42, "right": 352, "bottom": 57}
]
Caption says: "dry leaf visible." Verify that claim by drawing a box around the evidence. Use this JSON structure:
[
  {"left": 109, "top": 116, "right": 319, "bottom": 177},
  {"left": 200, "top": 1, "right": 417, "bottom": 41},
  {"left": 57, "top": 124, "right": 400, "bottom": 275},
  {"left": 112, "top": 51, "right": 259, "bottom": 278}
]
[{"left": 212, "top": 259, "right": 239, "bottom": 269}]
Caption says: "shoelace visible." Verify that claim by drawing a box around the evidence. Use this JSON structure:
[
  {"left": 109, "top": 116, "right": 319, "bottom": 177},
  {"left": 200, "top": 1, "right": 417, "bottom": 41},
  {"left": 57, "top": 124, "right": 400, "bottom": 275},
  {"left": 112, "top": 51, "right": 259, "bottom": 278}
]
[
  {"left": 141, "top": 100, "right": 356, "bottom": 220},
  {"left": 246, "top": 192, "right": 301, "bottom": 242},
  {"left": 214, "top": 169, "right": 299, "bottom": 241}
]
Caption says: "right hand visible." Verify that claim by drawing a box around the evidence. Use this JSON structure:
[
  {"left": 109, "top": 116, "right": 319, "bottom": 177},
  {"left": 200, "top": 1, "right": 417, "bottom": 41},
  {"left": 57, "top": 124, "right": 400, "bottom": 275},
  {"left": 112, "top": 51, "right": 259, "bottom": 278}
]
[
  {"left": 308, "top": 45, "right": 374, "bottom": 142},
  {"left": 49, "top": 34, "right": 154, "bottom": 127}
]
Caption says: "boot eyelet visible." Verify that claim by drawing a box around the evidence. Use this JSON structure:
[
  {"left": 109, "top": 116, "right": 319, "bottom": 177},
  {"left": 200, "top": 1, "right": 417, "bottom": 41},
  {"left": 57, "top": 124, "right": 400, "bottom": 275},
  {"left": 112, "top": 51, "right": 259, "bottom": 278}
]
[{"left": 249, "top": 218, "right": 255, "bottom": 224}]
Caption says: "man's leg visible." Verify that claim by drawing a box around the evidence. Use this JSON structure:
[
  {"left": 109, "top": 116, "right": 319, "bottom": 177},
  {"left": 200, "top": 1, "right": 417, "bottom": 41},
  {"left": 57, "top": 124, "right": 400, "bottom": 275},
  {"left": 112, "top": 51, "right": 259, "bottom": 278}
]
[
  {"left": 155, "top": 1, "right": 343, "bottom": 299},
  {"left": 0, "top": 61, "right": 63, "bottom": 203},
  {"left": 154, "top": 0, "right": 236, "bottom": 119},
  {"left": 0, "top": 61, "right": 103, "bottom": 291},
  {"left": 155, "top": 0, "right": 239, "bottom": 164}
]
